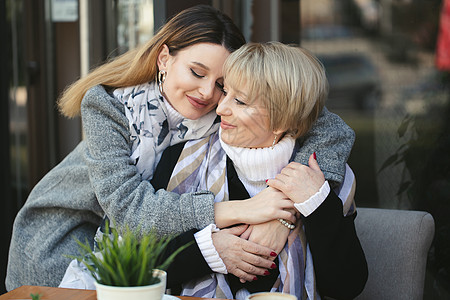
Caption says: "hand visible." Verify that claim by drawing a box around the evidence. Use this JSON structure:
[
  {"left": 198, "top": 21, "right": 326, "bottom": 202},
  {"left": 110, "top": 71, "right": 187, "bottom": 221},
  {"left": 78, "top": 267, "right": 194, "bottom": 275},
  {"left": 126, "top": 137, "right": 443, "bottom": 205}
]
[
  {"left": 214, "top": 187, "right": 296, "bottom": 228},
  {"left": 212, "top": 225, "right": 278, "bottom": 282},
  {"left": 267, "top": 153, "right": 325, "bottom": 204},
  {"left": 241, "top": 187, "right": 297, "bottom": 223},
  {"left": 244, "top": 220, "right": 292, "bottom": 259}
]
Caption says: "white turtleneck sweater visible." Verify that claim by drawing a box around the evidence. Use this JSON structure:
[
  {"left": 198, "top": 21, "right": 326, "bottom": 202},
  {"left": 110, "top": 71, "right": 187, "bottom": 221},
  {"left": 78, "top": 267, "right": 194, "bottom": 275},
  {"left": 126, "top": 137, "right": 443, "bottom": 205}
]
[
  {"left": 219, "top": 132, "right": 296, "bottom": 197},
  {"left": 194, "top": 131, "right": 331, "bottom": 274},
  {"left": 164, "top": 99, "right": 184, "bottom": 129}
]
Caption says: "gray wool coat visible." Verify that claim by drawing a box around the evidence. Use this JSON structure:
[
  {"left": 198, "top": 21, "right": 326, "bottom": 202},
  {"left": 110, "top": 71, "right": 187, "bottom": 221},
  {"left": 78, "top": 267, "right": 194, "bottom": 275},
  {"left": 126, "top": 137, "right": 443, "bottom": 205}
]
[{"left": 5, "top": 85, "right": 354, "bottom": 290}]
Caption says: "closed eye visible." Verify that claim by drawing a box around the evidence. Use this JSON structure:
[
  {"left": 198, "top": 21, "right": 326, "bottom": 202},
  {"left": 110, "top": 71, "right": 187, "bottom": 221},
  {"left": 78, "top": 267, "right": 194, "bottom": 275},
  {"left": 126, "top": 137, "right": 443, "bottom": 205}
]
[
  {"left": 190, "top": 68, "right": 205, "bottom": 78},
  {"left": 234, "top": 98, "right": 246, "bottom": 105},
  {"left": 216, "top": 82, "right": 225, "bottom": 93}
]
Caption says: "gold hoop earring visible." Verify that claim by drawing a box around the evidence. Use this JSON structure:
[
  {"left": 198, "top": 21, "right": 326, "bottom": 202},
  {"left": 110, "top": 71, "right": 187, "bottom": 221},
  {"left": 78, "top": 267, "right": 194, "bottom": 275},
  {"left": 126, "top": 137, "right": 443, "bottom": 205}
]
[
  {"left": 157, "top": 70, "right": 166, "bottom": 95},
  {"left": 271, "top": 135, "right": 277, "bottom": 149}
]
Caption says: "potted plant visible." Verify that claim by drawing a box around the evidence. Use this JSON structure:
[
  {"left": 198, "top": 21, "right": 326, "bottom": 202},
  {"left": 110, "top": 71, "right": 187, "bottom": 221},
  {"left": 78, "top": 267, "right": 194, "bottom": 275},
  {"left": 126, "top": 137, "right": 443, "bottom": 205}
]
[{"left": 71, "top": 221, "right": 190, "bottom": 300}]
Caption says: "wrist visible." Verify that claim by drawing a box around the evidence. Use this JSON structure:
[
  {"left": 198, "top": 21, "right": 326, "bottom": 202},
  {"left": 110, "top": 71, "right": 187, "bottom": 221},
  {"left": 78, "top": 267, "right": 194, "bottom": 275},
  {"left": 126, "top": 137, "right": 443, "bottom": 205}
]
[
  {"left": 275, "top": 220, "right": 291, "bottom": 236},
  {"left": 214, "top": 201, "right": 240, "bottom": 228},
  {"left": 195, "top": 224, "right": 227, "bottom": 274},
  {"left": 277, "top": 218, "right": 295, "bottom": 229},
  {"left": 294, "top": 181, "right": 330, "bottom": 217}
]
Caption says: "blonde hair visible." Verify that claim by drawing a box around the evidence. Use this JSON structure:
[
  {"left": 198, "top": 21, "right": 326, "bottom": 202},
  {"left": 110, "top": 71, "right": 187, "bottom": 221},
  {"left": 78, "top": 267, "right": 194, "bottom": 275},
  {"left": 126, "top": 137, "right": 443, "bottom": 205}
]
[
  {"left": 223, "top": 42, "right": 328, "bottom": 138},
  {"left": 58, "top": 5, "right": 245, "bottom": 118}
]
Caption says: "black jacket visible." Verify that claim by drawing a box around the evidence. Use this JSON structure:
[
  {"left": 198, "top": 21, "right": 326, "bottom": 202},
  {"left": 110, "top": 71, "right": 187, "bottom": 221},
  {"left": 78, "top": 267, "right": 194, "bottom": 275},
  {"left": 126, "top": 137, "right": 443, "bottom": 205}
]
[{"left": 153, "top": 142, "right": 368, "bottom": 299}]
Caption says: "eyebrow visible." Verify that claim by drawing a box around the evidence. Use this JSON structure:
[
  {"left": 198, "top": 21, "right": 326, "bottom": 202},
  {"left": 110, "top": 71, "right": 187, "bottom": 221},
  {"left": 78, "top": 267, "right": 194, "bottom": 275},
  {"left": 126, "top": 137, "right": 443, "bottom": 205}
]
[
  {"left": 225, "top": 82, "right": 248, "bottom": 98},
  {"left": 233, "top": 88, "right": 248, "bottom": 99},
  {"left": 191, "top": 61, "right": 210, "bottom": 70},
  {"left": 238, "top": 90, "right": 248, "bottom": 97}
]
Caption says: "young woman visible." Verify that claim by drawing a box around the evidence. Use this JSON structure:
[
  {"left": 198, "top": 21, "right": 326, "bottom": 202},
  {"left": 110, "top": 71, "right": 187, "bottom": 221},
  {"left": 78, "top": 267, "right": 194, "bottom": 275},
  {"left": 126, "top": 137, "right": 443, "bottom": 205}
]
[
  {"left": 6, "top": 6, "right": 355, "bottom": 291},
  {"left": 61, "top": 42, "right": 366, "bottom": 300}
]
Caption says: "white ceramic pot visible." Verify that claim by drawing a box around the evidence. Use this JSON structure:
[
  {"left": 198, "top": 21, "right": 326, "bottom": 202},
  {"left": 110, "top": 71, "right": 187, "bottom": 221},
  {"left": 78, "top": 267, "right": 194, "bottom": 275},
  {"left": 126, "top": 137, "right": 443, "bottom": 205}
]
[{"left": 95, "top": 269, "right": 167, "bottom": 300}]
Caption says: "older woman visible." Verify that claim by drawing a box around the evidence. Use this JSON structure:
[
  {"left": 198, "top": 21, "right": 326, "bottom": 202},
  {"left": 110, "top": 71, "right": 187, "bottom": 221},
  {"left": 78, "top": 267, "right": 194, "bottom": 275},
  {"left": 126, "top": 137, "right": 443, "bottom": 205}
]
[{"left": 161, "top": 42, "right": 367, "bottom": 300}]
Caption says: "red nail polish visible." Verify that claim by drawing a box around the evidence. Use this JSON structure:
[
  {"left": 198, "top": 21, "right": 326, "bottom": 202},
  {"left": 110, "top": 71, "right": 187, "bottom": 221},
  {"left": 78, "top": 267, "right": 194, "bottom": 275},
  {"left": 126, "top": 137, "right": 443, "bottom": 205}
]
[
  {"left": 265, "top": 179, "right": 268, "bottom": 183},
  {"left": 270, "top": 251, "right": 277, "bottom": 257},
  {"left": 264, "top": 270, "right": 270, "bottom": 275},
  {"left": 253, "top": 276, "right": 258, "bottom": 281},
  {"left": 271, "top": 263, "right": 277, "bottom": 269},
  {"left": 313, "top": 152, "right": 317, "bottom": 160}
]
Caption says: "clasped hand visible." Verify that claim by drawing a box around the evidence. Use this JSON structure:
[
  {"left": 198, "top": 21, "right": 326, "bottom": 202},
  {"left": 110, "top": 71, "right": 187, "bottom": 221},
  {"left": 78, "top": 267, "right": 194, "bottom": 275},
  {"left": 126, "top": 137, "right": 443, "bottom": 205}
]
[
  {"left": 212, "top": 153, "right": 325, "bottom": 281},
  {"left": 267, "top": 153, "right": 325, "bottom": 204},
  {"left": 211, "top": 225, "right": 278, "bottom": 282}
]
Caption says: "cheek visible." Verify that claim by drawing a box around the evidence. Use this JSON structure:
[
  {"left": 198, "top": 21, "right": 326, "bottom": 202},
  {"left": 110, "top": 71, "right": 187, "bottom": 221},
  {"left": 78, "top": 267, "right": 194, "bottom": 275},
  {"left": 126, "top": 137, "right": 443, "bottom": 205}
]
[
  {"left": 166, "top": 66, "right": 191, "bottom": 90},
  {"left": 210, "top": 91, "right": 223, "bottom": 106},
  {"left": 243, "top": 111, "right": 264, "bottom": 130}
]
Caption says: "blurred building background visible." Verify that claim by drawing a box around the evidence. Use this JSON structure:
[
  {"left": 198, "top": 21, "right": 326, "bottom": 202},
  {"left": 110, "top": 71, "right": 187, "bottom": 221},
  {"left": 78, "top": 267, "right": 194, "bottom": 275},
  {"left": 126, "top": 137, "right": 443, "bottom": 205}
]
[{"left": 1, "top": 0, "right": 449, "bottom": 297}]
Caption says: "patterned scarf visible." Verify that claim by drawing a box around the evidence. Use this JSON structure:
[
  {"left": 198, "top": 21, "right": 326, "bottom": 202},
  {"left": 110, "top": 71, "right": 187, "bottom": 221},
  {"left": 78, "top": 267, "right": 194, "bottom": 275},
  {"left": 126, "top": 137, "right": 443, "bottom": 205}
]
[
  {"left": 91, "top": 81, "right": 221, "bottom": 251},
  {"left": 113, "top": 81, "right": 220, "bottom": 180},
  {"left": 167, "top": 131, "right": 228, "bottom": 202},
  {"left": 167, "top": 133, "right": 343, "bottom": 300}
]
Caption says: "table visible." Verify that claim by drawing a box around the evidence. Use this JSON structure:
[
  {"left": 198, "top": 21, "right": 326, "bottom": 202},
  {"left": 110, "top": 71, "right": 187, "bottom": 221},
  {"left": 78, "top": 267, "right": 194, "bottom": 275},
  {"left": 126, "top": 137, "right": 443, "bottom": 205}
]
[{"left": 0, "top": 285, "right": 222, "bottom": 300}]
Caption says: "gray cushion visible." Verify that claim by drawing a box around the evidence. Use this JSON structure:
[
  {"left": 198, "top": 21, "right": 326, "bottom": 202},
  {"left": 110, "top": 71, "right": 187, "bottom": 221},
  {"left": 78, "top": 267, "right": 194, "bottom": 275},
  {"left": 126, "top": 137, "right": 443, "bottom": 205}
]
[{"left": 355, "top": 208, "right": 434, "bottom": 300}]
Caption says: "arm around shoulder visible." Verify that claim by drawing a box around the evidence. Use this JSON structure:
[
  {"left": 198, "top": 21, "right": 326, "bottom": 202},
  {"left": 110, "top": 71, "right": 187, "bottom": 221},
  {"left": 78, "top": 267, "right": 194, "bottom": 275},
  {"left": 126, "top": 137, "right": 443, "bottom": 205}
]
[{"left": 294, "top": 107, "right": 355, "bottom": 184}]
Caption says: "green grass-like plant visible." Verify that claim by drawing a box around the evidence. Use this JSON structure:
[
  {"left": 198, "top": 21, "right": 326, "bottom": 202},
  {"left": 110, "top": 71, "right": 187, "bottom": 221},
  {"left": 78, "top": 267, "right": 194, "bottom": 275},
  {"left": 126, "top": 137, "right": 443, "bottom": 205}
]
[
  {"left": 30, "top": 293, "right": 42, "bottom": 300},
  {"left": 71, "top": 221, "right": 190, "bottom": 287}
]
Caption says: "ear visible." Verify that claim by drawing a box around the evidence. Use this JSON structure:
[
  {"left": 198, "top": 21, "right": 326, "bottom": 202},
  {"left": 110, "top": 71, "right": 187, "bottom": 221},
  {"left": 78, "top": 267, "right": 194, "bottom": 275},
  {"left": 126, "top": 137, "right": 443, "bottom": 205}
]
[
  {"left": 157, "top": 44, "right": 170, "bottom": 70},
  {"left": 273, "top": 129, "right": 286, "bottom": 136}
]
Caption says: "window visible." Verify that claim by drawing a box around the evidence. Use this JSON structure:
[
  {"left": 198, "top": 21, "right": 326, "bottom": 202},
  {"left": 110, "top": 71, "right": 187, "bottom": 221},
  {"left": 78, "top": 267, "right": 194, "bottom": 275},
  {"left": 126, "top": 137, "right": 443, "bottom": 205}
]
[{"left": 301, "top": 0, "right": 449, "bottom": 297}]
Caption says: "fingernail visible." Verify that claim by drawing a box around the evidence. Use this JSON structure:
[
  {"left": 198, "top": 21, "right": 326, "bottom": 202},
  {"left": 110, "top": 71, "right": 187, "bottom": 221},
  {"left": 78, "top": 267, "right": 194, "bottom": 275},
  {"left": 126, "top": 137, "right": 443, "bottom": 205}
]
[
  {"left": 270, "top": 251, "right": 277, "bottom": 257},
  {"left": 271, "top": 263, "right": 277, "bottom": 269},
  {"left": 253, "top": 276, "right": 258, "bottom": 281},
  {"left": 264, "top": 270, "right": 270, "bottom": 275},
  {"left": 313, "top": 152, "right": 317, "bottom": 160},
  {"left": 265, "top": 179, "right": 268, "bottom": 183}
]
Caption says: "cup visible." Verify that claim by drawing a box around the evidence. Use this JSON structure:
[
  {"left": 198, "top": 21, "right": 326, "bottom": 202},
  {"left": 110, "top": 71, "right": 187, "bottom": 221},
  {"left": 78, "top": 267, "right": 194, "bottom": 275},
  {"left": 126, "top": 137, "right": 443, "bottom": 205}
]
[{"left": 245, "top": 292, "right": 298, "bottom": 300}]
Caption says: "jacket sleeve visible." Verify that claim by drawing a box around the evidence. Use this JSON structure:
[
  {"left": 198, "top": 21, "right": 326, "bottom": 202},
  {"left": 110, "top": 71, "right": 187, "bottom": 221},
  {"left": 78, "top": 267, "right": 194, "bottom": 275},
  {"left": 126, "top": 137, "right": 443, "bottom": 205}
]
[
  {"left": 162, "top": 229, "right": 213, "bottom": 289},
  {"left": 293, "top": 107, "right": 355, "bottom": 185},
  {"left": 302, "top": 191, "right": 368, "bottom": 299},
  {"left": 80, "top": 85, "right": 216, "bottom": 237}
]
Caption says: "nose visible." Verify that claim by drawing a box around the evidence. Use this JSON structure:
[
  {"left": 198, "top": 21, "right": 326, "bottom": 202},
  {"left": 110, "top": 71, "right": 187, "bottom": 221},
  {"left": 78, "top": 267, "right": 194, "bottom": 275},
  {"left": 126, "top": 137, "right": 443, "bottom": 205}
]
[
  {"left": 199, "top": 80, "right": 216, "bottom": 100},
  {"left": 216, "top": 94, "right": 231, "bottom": 116}
]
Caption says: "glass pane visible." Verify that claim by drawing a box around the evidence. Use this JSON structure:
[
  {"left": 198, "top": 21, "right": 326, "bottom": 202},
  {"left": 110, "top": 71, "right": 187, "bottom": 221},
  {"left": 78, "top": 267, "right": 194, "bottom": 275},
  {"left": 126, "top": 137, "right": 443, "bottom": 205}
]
[
  {"left": 7, "top": 0, "right": 29, "bottom": 209},
  {"left": 115, "top": 0, "right": 155, "bottom": 54},
  {"left": 301, "top": 0, "right": 449, "bottom": 298}
]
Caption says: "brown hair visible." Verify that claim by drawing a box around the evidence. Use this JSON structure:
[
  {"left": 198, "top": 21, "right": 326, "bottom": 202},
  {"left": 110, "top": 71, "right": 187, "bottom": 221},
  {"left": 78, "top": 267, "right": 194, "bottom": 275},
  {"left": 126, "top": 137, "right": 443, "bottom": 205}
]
[
  {"left": 58, "top": 5, "right": 245, "bottom": 118},
  {"left": 223, "top": 42, "right": 328, "bottom": 138}
]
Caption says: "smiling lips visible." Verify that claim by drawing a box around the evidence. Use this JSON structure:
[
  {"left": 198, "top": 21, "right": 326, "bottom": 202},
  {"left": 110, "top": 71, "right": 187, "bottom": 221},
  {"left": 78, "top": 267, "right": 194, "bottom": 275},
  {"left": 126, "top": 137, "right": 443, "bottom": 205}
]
[
  {"left": 187, "top": 95, "right": 209, "bottom": 109},
  {"left": 220, "top": 120, "right": 235, "bottom": 129}
]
